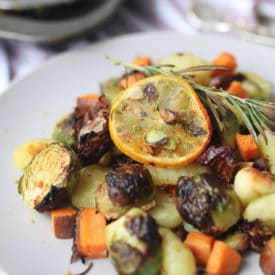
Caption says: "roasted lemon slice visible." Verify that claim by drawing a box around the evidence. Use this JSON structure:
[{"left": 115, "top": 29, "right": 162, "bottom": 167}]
[{"left": 109, "top": 75, "right": 212, "bottom": 168}]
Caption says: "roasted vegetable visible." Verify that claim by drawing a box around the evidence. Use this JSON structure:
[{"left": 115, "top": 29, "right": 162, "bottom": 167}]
[
  {"left": 234, "top": 167, "right": 275, "bottom": 207},
  {"left": 226, "top": 81, "right": 249, "bottom": 98},
  {"left": 13, "top": 138, "right": 52, "bottom": 169},
  {"left": 145, "top": 163, "right": 209, "bottom": 186},
  {"left": 240, "top": 71, "right": 272, "bottom": 100},
  {"left": 72, "top": 164, "right": 110, "bottom": 208},
  {"left": 159, "top": 227, "right": 196, "bottom": 275},
  {"left": 74, "top": 208, "right": 107, "bottom": 260},
  {"left": 106, "top": 164, "right": 154, "bottom": 207},
  {"left": 95, "top": 181, "right": 128, "bottom": 220},
  {"left": 176, "top": 173, "right": 241, "bottom": 235},
  {"left": 239, "top": 219, "right": 272, "bottom": 252},
  {"left": 52, "top": 112, "right": 77, "bottom": 149},
  {"left": 159, "top": 53, "right": 211, "bottom": 85},
  {"left": 196, "top": 145, "right": 236, "bottom": 182},
  {"left": 51, "top": 207, "right": 77, "bottom": 239},
  {"left": 211, "top": 52, "right": 237, "bottom": 76},
  {"left": 18, "top": 141, "right": 80, "bottom": 212},
  {"left": 100, "top": 77, "right": 122, "bottom": 105},
  {"left": 235, "top": 133, "right": 259, "bottom": 161},
  {"left": 96, "top": 164, "right": 155, "bottom": 220},
  {"left": 77, "top": 95, "right": 113, "bottom": 166},
  {"left": 210, "top": 73, "right": 244, "bottom": 90},
  {"left": 106, "top": 208, "right": 162, "bottom": 275},
  {"left": 184, "top": 232, "right": 215, "bottom": 266},
  {"left": 260, "top": 237, "right": 275, "bottom": 275},
  {"left": 223, "top": 231, "right": 249, "bottom": 252},
  {"left": 149, "top": 189, "right": 182, "bottom": 228},
  {"left": 243, "top": 193, "right": 275, "bottom": 231},
  {"left": 258, "top": 131, "right": 275, "bottom": 174},
  {"left": 206, "top": 240, "right": 241, "bottom": 275}
]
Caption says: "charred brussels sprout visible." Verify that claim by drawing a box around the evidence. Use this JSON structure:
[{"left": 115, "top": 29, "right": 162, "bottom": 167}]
[
  {"left": 52, "top": 112, "right": 77, "bottom": 149},
  {"left": 176, "top": 173, "right": 241, "bottom": 236},
  {"left": 18, "top": 141, "right": 80, "bottom": 212},
  {"left": 77, "top": 95, "right": 113, "bottom": 166},
  {"left": 106, "top": 164, "right": 154, "bottom": 207},
  {"left": 96, "top": 164, "right": 155, "bottom": 220},
  {"left": 106, "top": 208, "right": 162, "bottom": 275}
]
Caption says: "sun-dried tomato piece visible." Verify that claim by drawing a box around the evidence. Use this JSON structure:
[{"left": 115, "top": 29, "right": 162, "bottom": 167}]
[
  {"left": 196, "top": 145, "right": 236, "bottom": 182},
  {"left": 239, "top": 219, "right": 272, "bottom": 252}
]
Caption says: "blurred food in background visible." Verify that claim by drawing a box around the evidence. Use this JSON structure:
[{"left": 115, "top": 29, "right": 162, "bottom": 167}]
[{"left": 0, "top": 0, "right": 122, "bottom": 42}]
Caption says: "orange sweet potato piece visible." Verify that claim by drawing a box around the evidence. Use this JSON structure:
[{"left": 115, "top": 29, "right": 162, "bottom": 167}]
[
  {"left": 206, "top": 240, "right": 242, "bottom": 275},
  {"left": 132, "top": 56, "right": 152, "bottom": 66},
  {"left": 260, "top": 237, "right": 275, "bottom": 275},
  {"left": 184, "top": 232, "right": 215, "bottom": 266},
  {"left": 119, "top": 72, "right": 145, "bottom": 89},
  {"left": 212, "top": 52, "right": 237, "bottom": 76},
  {"left": 235, "top": 133, "right": 259, "bottom": 161},
  {"left": 226, "top": 81, "right": 249, "bottom": 98},
  {"left": 75, "top": 208, "right": 107, "bottom": 259},
  {"left": 78, "top": 94, "right": 99, "bottom": 102},
  {"left": 51, "top": 207, "right": 77, "bottom": 239}
]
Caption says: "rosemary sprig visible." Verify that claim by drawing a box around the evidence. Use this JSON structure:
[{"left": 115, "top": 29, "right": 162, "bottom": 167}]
[{"left": 107, "top": 56, "right": 275, "bottom": 141}]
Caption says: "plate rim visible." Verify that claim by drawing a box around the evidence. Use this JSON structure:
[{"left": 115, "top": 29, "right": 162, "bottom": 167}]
[{"left": 2, "top": 30, "right": 275, "bottom": 98}]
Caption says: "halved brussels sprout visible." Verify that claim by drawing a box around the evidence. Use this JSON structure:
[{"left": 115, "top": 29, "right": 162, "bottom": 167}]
[
  {"left": 18, "top": 141, "right": 80, "bottom": 212},
  {"left": 176, "top": 173, "right": 241, "bottom": 236},
  {"left": 106, "top": 208, "right": 162, "bottom": 275},
  {"left": 52, "top": 112, "right": 77, "bottom": 149}
]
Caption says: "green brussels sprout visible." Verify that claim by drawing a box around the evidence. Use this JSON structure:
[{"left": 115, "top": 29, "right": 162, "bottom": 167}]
[
  {"left": 18, "top": 141, "right": 80, "bottom": 212},
  {"left": 176, "top": 173, "right": 241, "bottom": 236},
  {"left": 52, "top": 112, "right": 77, "bottom": 149},
  {"left": 100, "top": 77, "right": 122, "bottom": 105},
  {"left": 106, "top": 208, "right": 162, "bottom": 275}
]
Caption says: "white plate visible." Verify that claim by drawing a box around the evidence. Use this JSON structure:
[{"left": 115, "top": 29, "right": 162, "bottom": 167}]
[{"left": 0, "top": 31, "right": 274, "bottom": 275}]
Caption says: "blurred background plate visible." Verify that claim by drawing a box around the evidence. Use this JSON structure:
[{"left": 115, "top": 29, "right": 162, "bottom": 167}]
[
  {"left": 0, "top": 0, "right": 122, "bottom": 43},
  {"left": 0, "top": 0, "right": 78, "bottom": 10}
]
